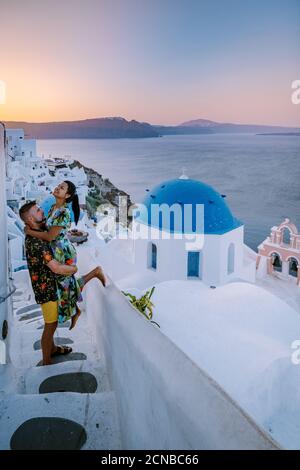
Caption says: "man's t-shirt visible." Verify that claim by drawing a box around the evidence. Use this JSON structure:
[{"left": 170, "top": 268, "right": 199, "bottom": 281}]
[{"left": 25, "top": 235, "right": 58, "bottom": 304}]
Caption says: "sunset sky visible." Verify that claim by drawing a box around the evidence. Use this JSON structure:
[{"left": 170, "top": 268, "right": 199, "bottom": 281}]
[{"left": 0, "top": 0, "right": 299, "bottom": 126}]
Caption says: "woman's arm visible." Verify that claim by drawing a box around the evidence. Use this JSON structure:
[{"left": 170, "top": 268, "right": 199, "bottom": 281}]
[
  {"left": 24, "top": 225, "right": 62, "bottom": 242},
  {"left": 47, "top": 259, "right": 78, "bottom": 276}
]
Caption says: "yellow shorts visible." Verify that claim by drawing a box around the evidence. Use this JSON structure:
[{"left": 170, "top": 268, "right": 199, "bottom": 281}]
[{"left": 41, "top": 301, "right": 58, "bottom": 324}]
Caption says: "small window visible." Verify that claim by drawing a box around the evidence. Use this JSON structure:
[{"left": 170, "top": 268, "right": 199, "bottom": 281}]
[
  {"left": 187, "top": 251, "right": 200, "bottom": 277},
  {"left": 282, "top": 228, "right": 291, "bottom": 245},
  {"left": 289, "top": 258, "right": 298, "bottom": 277},
  {"left": 271, "top": 253, "right": 282, "bottom": 272},
  {"left": 148, "top": 243, "right": 157, "bottom": 270}
]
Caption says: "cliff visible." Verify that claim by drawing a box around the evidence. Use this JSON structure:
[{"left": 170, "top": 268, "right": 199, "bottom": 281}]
[
  {"left": 69, "top": 160, "right": 134, "bottom": 225},
  {"left": 4, "top": 117, "right": 159, "bottom": 139}
]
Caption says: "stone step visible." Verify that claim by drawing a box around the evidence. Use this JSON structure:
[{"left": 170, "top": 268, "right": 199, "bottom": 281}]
[
  {"left": 9, "top": 338, "right": 100, "bottom": 369},
  {"left": 18, "top": 310, "right": 43, "bottom": 322},
  {"left": 0, "top": 391, "right": 122, "bottom": 450},
  {"left": 11, "top": 310, "right": 92, "bottom": 339},
  {"left": 14, "top": 303, "right": 40, "bottom": 316},
  {"left": 25, "top": 359, "right": 110, "bottom": 394},
  {"left": 0, "top": 364, "right": 26, "bottom": 394},
  {"left": 33, "top": 337, "right": 74, "bottom": 351},
  {"left": 11, "top": 323, "right": 92, "bottom": 353},
  {"left": 0, "top": 359, "right": 109, "bottom": 395}
]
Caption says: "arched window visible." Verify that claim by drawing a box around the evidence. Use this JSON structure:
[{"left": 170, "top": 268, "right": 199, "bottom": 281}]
[
  {"left": 289, "top": 257, "right": 298, "bottom": 278},
  {"left": 227, "top": 243, "right": 235, "bottom": 274},
  {"left": 282, "top": 227, "right": 291, "bottom": 246},
  {"left": 148, "top": 242, "right": 157, "bottom": 270},
  {"left": 271, "top": 253, "right": 282, "bottom": 272}
]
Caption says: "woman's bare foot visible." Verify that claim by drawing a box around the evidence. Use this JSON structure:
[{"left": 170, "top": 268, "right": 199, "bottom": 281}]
[
  {"left": 69, "top": 306, "right": 81, "bottom": 330},
  {"left": 94, "top": 266, "right": 107, "bottom": 286}
]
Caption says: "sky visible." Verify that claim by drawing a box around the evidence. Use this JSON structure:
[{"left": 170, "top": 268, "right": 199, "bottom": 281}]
[{"left": 0, "top": 0, "right": 299, "bottom": 126}]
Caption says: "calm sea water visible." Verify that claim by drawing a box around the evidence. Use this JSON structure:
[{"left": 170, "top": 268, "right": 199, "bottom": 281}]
[{"left": 37, "top": 134, "right": 300, "bottom": 251}]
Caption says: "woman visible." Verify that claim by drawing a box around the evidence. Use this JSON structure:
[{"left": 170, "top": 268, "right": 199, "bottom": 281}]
[{"left": 25, "top": 180, "right": 106, "bottom": 329}]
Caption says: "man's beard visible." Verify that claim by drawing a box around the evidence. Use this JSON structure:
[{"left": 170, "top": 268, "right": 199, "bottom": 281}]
[{"left": 39, "top": 218, "right": 47, "bottom": 229}]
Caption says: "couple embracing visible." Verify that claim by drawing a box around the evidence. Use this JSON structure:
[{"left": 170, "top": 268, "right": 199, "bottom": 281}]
[{"left": 19, "top": 180, "right": 106, "bottom": 365}]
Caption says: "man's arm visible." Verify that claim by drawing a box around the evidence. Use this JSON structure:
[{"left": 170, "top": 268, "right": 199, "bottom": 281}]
[
  {"left": 42, "top": 247, "right": 77, "bottom": 276},
  {"left": 47, "top": 259, "right": 78, "bottom": 276},
  {"left": 25, "top": 226, "right": 62, "bottom": 242}
]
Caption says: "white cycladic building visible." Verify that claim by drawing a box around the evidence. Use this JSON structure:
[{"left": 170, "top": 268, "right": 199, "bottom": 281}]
[
  {"left": 6, "top": 128, "right": 24, "bottom": 159},
  {"left": 105, "top": 175, "right": 257, "bottom": 288}
]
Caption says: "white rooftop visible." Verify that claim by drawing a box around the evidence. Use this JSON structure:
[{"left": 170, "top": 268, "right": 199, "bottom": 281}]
[{"left": 134, "top": 278, "right": 300, "bottom": 448}]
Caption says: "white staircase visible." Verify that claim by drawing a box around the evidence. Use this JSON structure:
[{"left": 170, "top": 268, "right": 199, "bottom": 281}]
[{"left": 0, "top": 300, "right": 122, "bottom": 450}]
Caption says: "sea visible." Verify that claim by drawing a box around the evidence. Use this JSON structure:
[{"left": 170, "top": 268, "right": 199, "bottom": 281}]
[{"left": 37, "top": 133, "right": 300, "bottom": 251}]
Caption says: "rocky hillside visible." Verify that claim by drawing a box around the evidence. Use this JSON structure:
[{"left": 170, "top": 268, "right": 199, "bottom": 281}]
[
  {"left": 69, "top": 160, "right": 134, "bottom": 225},
  {"left": 4, "top": 117, "right": 159, "bottom": 139}
]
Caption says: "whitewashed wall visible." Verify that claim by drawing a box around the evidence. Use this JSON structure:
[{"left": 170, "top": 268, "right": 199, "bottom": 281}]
[
  {"left": 129, "top": 223, "right": 250, "bottom": 287},
  {"left": 80, "top": 252, "right": 280, "bottom": 450},
  {"left": 0, "top": 125, "right": 9, "bottom": 363}
]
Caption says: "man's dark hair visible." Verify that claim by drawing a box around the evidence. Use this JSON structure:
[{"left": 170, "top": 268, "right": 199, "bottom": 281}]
[{"left": 19, "top": 200, "right": 36, "bottom": 222}]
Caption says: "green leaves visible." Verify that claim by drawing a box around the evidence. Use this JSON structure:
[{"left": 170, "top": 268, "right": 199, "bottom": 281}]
[{"left": 122, "top": 287, "right": 160, "bottom": 328}]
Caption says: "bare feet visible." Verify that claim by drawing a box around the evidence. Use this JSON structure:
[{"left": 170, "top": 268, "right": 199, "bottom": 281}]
[
  {"left": 94, "top": 266, "right": 107, "bottom": 287},
  {"left": 69, "top": 305, "right": 81, "bottom": 330}
]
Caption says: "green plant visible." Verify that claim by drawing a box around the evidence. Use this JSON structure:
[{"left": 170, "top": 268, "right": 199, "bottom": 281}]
[{"left": 122, "top": 286, "right": 160, "bottom": 328}]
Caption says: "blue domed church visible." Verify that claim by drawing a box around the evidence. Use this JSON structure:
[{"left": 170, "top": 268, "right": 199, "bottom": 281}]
[{"left": 130, "top": 173, "right": 256, "bottom": 287}]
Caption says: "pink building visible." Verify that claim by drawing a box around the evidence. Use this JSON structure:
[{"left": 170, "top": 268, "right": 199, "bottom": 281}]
[{"left": 256, "top": 218, "right": 300, "bottom": 285}]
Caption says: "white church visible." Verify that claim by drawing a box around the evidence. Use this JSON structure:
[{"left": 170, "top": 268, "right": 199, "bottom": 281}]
[{"left": 99, "top": 172, "right": 257, "bottom": 290}]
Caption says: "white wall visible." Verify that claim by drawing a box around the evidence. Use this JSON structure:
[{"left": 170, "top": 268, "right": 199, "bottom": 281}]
[
  {"left": 8, "top": 235, "right": 23, "bottom": 262},
  {"left": 129, "top": 223, "right": 248, "bottom": 287},
  {"left": 256, "top": 256, "right": 268, "bottom": 279},
  {"left": 22, "top": 139, "right": 37, "bottom": 160},
  {"left": 0, "top": 124, "right": 9, "bottom": 362},
  {"left": 80, "top": 251, "right": 280, "bottom": 449},
  {"left": 219, "top": 225, "right": 246, "bottom": 284},
  {"left": 6, "top": 129, "right": 24, "bottom": 158}
]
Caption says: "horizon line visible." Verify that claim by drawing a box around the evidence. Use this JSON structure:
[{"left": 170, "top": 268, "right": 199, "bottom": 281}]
[{"left": 2, "top": 115, "right": 300, "bottom": 129}]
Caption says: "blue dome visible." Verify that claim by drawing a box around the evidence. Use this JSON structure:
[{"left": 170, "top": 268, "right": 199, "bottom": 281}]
[{"left": 136, "top": 177, "right": 242, "bottom": 234}]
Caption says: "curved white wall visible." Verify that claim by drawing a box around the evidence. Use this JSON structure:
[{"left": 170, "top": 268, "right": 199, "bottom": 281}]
[{"left": 82, "top": 266, "right": 280, "bottom": 449}]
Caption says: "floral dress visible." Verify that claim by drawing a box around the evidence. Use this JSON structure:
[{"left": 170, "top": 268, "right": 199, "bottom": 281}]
[{"left": 47, "top": 203, "right": 84, "bottom": 323}]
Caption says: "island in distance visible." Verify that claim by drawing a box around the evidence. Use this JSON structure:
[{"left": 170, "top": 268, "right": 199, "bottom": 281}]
[{"left": 4, "top": 116, "right": 300, "bottom": 139}]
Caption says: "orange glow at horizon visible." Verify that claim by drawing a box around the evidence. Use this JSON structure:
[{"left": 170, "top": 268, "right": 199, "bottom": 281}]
[{"left": 1, "top": 70, "right": 299, "bottom": 128}]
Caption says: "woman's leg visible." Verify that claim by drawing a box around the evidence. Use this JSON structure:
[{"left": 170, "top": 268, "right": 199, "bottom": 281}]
[
  {"left": 69, "top": 304, "right": 81, "bottom": 330},
  {"left": 68, "top": 266, "right": 107, "bottom": 330},
  {"left": 81, "top": 266, "right": 106, "bottom": 287}
]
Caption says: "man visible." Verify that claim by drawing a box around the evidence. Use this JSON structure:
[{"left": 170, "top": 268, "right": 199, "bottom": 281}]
[{"left": 19, "top": 201, "right": 78, "bottom": 365}]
